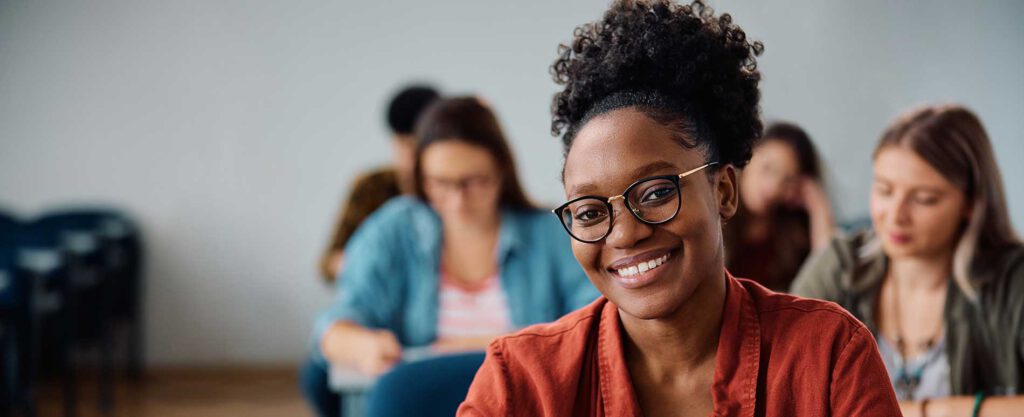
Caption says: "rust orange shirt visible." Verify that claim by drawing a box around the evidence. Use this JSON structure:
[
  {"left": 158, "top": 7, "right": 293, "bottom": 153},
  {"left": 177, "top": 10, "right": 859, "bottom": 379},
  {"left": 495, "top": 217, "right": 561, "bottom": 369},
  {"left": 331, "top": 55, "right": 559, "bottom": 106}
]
[{"left": 458, "top": 273, "right": 901, "bottom": 416}]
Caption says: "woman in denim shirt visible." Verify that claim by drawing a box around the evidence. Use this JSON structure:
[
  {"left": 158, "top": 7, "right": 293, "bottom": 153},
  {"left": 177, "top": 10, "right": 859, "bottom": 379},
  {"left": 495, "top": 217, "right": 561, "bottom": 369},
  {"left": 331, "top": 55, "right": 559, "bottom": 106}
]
[{"left": 301, "top": 97, "right": 598, "bottom": 417}]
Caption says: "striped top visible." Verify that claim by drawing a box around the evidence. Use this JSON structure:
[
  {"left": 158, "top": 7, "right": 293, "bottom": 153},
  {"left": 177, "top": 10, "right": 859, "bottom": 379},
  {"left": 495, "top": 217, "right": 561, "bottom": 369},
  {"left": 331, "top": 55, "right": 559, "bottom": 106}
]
[{"left": 437, "top": 267, "right": 512, "bottom": 340}]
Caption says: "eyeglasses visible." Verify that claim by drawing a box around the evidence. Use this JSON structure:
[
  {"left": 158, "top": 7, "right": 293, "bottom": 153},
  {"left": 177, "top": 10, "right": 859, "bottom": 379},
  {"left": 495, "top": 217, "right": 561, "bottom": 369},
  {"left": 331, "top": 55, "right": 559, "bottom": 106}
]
[
  {"left": 424, "top": 175, "right": 497, "bottom": 195},
  {"left": 552, "top": 162, "right": 719, "bottom": 243}
]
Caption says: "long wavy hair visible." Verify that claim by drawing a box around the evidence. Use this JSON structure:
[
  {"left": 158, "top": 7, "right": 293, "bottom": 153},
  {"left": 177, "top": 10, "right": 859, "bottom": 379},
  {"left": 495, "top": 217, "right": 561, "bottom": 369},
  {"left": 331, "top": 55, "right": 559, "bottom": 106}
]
[{"left": 867, "top": 104, "right": 1019, "bottom": 300}]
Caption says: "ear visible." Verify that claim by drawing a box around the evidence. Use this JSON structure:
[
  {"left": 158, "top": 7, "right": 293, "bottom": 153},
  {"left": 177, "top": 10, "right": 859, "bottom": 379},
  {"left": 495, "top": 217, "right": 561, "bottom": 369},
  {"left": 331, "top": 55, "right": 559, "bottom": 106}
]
[{"left": 716, "top": 164, "right": 740, "bottom": 221}]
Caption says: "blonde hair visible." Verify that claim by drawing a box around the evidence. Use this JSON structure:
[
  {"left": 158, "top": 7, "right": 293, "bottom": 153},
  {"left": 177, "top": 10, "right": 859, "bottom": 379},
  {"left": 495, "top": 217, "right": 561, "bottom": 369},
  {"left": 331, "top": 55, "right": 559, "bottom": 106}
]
[{"left": 868, "top": 104, "right": 1019, "bottom": 300}]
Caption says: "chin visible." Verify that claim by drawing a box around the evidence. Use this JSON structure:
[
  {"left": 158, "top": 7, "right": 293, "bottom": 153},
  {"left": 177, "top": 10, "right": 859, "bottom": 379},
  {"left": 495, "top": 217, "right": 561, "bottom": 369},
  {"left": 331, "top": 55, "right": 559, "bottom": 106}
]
[
  {"left": 880, "top": 242, "right": 920, "bottom": 259},
  {"left": 607, "top": 283, "right": 694, "bottom": 321},
  {"left": 615, "top": 297, "right": 678, "bottom": 320}
]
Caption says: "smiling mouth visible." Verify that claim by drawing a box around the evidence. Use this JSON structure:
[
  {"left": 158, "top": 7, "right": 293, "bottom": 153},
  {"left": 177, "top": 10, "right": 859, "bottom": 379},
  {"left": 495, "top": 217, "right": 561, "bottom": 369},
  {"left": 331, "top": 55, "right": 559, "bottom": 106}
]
[{"left": 612, "top": 252, "right": 671, "bottom": 278}]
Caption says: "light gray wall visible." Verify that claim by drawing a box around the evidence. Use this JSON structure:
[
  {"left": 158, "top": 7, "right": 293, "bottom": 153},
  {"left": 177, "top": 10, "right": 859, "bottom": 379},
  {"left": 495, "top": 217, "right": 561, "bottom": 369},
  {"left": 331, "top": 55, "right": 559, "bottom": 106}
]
[{"left": 1, "top": 1, "right": 1021, "bottom": 365}]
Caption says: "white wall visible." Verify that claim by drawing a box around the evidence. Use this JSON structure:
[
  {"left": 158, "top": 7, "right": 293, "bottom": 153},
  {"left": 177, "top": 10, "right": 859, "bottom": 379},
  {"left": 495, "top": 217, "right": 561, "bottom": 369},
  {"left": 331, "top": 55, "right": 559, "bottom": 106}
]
[{"left": 1, "top": 0, "right": 1021, "bottom": 365}]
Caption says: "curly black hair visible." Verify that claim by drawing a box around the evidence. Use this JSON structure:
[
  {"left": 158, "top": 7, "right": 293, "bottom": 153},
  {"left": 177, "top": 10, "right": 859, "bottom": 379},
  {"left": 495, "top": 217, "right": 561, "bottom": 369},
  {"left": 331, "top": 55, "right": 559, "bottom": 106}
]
[{"left": 551, "top": 0, "right": 763, "bottom": 168}]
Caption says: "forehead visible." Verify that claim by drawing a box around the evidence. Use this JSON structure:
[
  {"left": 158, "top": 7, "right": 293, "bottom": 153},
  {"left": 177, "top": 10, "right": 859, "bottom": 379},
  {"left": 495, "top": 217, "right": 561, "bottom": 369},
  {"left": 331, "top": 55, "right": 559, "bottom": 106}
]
[
  {"left": 873, "top": 146, "right": 955, "bottom": 189},
  {"left": 751, "top": 140, "right": 799, "bottom": 171},
  {"left": 421, "top": 141, "right": 497, "bottom": 176},
  {"left": 563, "top": 108, "right": 703, "bottom": 197}
]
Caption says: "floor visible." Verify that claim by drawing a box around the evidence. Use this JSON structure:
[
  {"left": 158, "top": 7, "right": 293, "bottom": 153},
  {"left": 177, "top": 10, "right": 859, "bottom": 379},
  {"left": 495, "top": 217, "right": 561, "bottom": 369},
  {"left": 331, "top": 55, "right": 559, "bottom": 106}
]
[{"left": 37, "top": 366, "right": 312, "bottom": 417}]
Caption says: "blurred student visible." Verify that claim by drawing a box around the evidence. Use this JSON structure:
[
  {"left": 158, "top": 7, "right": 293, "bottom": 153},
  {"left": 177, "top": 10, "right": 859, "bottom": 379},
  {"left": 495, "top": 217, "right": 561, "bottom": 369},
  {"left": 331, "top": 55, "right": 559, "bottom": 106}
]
[
  {"left": 301, "top": 97, "right": 598, "bottom": 417},
  {"left": 793, "top": 104, "right": 1024, "bottom": 416},
  {"left": 724, "top": 122, "right": 835, "bottom": 290},
  {"left": 318, "top": 84, "right": 440, "bottom": 282}
]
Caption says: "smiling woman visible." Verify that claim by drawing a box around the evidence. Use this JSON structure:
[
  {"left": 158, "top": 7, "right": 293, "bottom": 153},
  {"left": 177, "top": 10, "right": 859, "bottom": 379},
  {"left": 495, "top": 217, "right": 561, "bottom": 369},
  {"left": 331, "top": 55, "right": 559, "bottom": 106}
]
[{"left": 457, "top": 1, "right": 901, "bottom": 416}]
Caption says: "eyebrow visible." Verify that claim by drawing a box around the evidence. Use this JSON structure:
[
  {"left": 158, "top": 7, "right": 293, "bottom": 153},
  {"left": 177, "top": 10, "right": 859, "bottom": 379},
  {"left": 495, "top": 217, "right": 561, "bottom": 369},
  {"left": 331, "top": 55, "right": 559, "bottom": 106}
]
[
  {"left": 873, "top": 176, "right": 948, "bottom": 194},
  {"left": 568, "top": 160, "right": 680, "bottom": 197}
]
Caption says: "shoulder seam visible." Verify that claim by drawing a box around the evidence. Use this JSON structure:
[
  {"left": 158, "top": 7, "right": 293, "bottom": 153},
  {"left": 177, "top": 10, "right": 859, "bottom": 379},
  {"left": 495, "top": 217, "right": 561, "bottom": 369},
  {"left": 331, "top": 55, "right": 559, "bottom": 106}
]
[
  {"left": 502, "top": 311, "right": 598, "bottom": 341},
  {"left": 758, "top": 303, "right": 863, "bottom": 328},
  {"left": 829, "top": 324, "right": 871, "bottom": 406},
  {"left": 492, "top": 339, "right": 514, "bottom": 417}
]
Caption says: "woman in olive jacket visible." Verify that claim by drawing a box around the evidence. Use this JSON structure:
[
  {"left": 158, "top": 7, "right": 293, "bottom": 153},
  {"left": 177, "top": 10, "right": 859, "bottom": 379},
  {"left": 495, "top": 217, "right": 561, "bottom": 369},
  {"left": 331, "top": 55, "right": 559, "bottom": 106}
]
[{"left": 793, "top": 104, "right": 1024, "bottom": 417}]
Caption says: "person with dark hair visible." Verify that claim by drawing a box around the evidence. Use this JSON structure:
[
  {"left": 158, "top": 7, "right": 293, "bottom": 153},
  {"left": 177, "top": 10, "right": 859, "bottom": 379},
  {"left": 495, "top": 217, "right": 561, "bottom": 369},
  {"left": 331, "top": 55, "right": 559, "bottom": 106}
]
[
  {"left": 793, "top": 104, "right": 1024, "bottom": 416},
  {"left": 724, "top": 121, "right": 836, "bottom": 291},
  {"left": 318, "top": 84, "right": 440, "bottom": 283},
  {"left": 302, "top": 96, "right": 598, "bottom": 417},
  {"left": 458, "top": 1, "right": 899, "bottom": 416}
]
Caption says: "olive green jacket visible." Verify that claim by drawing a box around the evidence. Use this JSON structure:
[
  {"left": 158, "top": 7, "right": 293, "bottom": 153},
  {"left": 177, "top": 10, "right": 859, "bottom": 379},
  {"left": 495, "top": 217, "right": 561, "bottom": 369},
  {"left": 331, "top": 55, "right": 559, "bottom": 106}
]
[{"left": 791, "top": 231, "right": 1024, "bottom": 396}]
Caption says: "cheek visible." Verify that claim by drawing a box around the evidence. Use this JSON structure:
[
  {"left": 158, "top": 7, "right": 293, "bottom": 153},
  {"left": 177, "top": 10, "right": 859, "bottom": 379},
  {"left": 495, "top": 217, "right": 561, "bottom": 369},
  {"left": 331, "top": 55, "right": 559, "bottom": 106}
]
[
  {"left": 571, "top": 240, "right": 594, "bottom": 265},
  {"left": 425, "top": 189, "right": 445, "bottom": 208},
  {"left": 869, "top": 193, "right": 893, "bottom": 225},
  {"left": 475, "top": 186, "right": 502, "bottom": 209},
  {"left": 739, "top": 175, "right": 760, "bottom": 200},
  {"left": 570, "top": 242, "right": 602, "bottom": 278},
  {"left": 917, "top": 204, "right": 964, "bottom": 239}
]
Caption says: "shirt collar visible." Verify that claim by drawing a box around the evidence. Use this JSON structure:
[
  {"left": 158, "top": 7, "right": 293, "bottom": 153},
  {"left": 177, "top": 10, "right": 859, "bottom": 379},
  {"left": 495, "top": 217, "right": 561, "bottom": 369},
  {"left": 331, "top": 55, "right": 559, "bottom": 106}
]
[{"left": 597, "top": 271, "right": 761, "bottom": 417}]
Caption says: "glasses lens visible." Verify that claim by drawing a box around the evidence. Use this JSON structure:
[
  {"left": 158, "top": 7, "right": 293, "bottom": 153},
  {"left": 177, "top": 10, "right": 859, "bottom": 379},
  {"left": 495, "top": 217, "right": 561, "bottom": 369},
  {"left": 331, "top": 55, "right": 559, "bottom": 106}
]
[
  {"left": 626, "top": 178, "right": 680, "bottom": 223},
  {"left": 560, "top": 198, "right": 611, "bottom": 242}
]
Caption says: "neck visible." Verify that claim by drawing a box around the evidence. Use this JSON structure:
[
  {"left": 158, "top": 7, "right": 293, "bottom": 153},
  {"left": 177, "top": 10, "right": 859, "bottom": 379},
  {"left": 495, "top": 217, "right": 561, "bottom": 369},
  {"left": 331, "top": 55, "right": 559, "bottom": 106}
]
[
  {"left": 620, "top": 270, "right": 726, "bottom": 380},
  {"left": 888, "top": 252, "right": 952, "bottom": 293}
]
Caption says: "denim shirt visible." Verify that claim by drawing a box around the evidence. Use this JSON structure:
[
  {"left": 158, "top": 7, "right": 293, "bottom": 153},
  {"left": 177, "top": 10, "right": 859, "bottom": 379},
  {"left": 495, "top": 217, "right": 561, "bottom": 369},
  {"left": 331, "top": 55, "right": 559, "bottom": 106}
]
[{"left": 311, "top": 196, "right": 599, "bottom": 364}]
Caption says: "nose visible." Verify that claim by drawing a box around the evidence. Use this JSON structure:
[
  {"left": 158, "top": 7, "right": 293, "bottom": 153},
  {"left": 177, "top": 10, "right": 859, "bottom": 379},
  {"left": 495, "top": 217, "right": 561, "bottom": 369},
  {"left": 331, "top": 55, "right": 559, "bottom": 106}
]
[
  {"left": 891, "top": 194, "right": 912, "bottom": 227},
  {"left": 448, "top": 187, "right": 469, "bottom": 208},
  {"left": 604, "top": 199, "right": 653, "bottom": 248}
]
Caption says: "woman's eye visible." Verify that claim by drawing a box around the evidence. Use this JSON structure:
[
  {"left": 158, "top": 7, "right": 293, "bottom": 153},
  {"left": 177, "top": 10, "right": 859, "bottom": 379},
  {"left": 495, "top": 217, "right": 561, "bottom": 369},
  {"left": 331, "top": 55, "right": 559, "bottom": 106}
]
[
  {"left": 914, "top": 195, "right": 939, "bottom": 205},
  {"left": 574, "top": 207, "right": 608, "bottom": 223},
  {"left": 641, "top": 186, "right": 674, "bottom": 203}
]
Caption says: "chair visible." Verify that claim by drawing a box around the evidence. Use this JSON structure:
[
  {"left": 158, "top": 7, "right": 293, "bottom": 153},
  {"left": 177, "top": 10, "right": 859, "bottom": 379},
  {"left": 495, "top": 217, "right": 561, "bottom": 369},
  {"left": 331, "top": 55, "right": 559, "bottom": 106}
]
[
  {"left": 0, "top": 212, "right": 33, "bottom": 417},
  {"left": 364, "top": 352, "right": 486, "bottom": 417},
  {"left": 30, "top": 209, "right": 143, "bottom": 415},
  {"left": 0, "top": 212, "right": 75, "bottom": 417}
]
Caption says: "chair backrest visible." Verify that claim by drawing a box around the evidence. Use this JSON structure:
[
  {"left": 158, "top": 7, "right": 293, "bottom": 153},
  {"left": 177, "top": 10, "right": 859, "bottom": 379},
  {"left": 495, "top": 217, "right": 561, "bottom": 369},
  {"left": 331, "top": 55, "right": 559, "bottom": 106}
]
[
  {"left": 0, "top": 215, "right": 27, "bottom": 308},
  {"left": 34, "top": 208, "right": 144, "bottom": 316},
  {"left": 365, "top": 352, "right": 486, "bottom": 417}
]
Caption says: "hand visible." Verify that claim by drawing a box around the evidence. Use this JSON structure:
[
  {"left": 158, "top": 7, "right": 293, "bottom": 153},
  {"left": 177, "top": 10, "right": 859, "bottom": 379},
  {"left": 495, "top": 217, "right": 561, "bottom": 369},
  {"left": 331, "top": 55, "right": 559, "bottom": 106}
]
[
  {"left": 327, "top": 251, "right": 345, "bottom": 279},
  {"left": 353, "top": 329, "right": 402, "bottom": 376},
  {"left": 787, "top": 177, "right": 830, "bottom": 213},
  {"left": 899, "top": 401, "right": 923, "bottom": 417}
]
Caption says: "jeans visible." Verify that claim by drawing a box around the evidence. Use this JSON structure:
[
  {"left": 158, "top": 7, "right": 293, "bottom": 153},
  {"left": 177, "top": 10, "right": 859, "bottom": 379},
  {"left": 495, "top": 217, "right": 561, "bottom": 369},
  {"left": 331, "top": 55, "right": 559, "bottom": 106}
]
[
  {"left": 300, "top": 356, "right": 341, "bottom": 417},
  {"left": 365, "top": 352, "right": 485, "bottom": 417}
]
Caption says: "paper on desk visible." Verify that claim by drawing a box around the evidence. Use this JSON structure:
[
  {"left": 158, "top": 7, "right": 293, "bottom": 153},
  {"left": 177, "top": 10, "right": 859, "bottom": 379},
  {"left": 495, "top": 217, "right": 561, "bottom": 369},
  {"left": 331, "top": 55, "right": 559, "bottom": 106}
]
[{"left": 328, "top": 346, "right": 436, "bottom": 391}]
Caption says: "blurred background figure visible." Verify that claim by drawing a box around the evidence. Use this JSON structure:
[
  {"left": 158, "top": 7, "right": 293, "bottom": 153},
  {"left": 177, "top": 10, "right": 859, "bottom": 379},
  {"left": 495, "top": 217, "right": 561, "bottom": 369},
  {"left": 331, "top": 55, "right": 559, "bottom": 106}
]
[
  {"left": 301, "top": 97, "right": 597, "bottom": 417},
  {"left": 319, "top": 85, "right": 440, "bottom": 283},
  {"left": 793, "top": 104, "right": 1024, "bottom": 416},
  {"left": 725, "top": 122, "right": 835, "bottom": 291}
]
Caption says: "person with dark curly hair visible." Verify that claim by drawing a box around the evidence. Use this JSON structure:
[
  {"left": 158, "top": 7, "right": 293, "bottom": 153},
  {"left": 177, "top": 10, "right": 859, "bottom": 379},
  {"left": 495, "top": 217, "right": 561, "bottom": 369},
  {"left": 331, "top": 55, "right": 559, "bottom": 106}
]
[{"left": 458, "top": 1, "right": 900, "bottom": 416}]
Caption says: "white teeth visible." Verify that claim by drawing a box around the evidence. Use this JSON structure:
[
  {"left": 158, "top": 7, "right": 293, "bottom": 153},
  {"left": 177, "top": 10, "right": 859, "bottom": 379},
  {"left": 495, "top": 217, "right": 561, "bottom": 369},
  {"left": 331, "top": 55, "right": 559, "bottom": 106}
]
[{"left": 614, "top": 253, "right": 671, "bottom": 278}]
